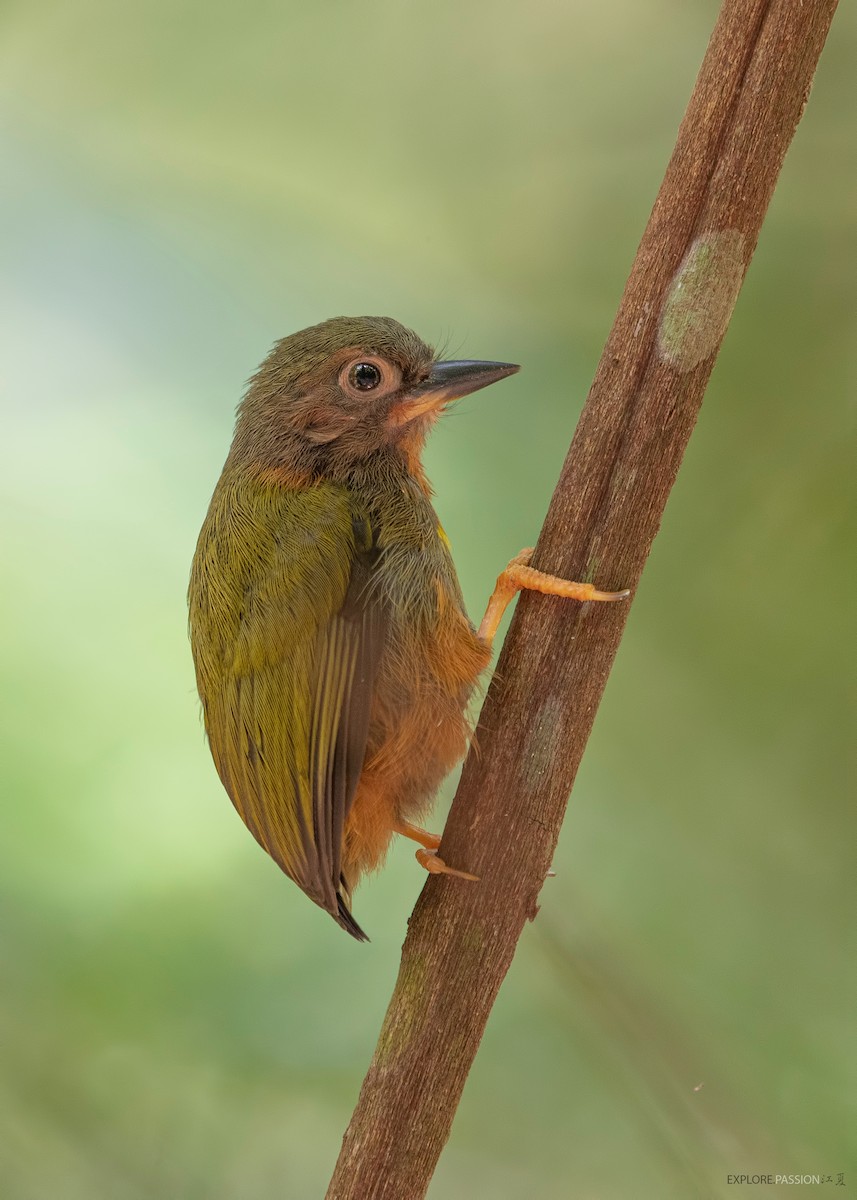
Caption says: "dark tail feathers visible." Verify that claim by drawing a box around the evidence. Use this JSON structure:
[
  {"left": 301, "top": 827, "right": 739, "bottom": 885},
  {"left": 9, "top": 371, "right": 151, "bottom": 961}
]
[{"left": 335, "top": 892, "right": 369, "bottom": 941}]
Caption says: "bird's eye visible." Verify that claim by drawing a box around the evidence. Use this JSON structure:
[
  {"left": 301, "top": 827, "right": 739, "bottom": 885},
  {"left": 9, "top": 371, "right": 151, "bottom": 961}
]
[
  {"left": 339, "top": 355, "right": 400, "bottom": 399},
  {"left": 349, "top": 362, "right": 382, "bottom": 391}
]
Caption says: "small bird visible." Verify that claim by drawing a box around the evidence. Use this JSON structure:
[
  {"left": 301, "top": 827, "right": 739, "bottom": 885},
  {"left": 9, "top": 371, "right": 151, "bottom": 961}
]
[{"left": 188, "top": 317, "right": 627, "bottom": 939}]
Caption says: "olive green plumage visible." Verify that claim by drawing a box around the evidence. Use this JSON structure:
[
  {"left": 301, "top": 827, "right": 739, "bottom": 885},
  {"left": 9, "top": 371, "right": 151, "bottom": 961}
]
[{"left": 188, "top": 316, "right": 516, "bottom": 938}]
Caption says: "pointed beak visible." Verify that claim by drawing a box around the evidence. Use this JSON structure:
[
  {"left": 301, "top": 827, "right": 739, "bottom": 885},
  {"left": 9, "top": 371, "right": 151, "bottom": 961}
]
[{"left": 395, "top": 358, "right": 520, "bottom": 424}]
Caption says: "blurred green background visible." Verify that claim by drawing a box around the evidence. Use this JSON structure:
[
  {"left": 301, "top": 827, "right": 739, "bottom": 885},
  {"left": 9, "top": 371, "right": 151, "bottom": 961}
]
[{"left": 1, "top": 1, "right": 855, "bottom": 1197}]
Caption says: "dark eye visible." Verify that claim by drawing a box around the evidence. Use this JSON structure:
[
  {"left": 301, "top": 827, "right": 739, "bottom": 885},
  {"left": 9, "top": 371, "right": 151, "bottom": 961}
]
[{"left": 349, "top": 362, "right": 382, "bottom": 391}]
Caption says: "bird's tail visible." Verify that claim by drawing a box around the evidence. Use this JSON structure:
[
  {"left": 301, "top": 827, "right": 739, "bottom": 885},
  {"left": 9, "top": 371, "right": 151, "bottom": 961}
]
[{"left": 335, "top": 877, "right": 368, "bottom": 942}]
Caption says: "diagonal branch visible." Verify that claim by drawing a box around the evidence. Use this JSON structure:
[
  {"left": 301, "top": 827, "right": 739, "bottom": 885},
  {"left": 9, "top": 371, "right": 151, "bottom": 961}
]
[{"left": 326, "top": 2, "right": 840, "bottom": 1196}]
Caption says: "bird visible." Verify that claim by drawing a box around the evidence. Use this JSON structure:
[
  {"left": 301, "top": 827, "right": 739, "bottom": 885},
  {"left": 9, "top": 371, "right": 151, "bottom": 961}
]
[{"left": 188, "top": 316, "right": 628, "bottom": 940}]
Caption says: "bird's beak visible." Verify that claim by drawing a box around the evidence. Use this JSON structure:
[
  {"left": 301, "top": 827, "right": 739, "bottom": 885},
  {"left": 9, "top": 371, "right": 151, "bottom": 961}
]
[{"left": 394, "top": 359, "right": 520, "bottom": 425}]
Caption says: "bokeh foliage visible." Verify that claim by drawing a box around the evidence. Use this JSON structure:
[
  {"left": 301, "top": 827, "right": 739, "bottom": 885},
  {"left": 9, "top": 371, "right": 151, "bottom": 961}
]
[{"left": 1, "top": 1, "right": 855, "bottom": 1197}]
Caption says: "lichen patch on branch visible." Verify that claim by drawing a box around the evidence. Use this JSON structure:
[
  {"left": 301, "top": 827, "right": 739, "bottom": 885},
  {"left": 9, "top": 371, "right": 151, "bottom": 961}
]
[
  {"left": 523, "top": 694, "right": 566, "bottom": 787},
  {"left": 657, "top": 230, "right": 746, "bottom": 371}
]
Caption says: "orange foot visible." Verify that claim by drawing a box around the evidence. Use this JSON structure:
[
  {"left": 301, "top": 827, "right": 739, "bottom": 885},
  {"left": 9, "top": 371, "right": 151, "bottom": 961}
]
[
  {"left": 478, "top": 547, "right": 631, "bottom": 645},
  {"left": 393, "top": 819, "right": 480, "bottom": 882}
]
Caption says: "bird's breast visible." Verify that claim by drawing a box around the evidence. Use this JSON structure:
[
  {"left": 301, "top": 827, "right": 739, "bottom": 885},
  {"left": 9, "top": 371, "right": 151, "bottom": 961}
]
[{"left": 374, "top": 528, "right": 487, "bottom": 697}]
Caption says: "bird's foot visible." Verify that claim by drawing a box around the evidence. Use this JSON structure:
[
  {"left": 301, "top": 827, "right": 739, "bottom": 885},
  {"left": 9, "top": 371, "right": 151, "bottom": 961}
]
[
  {"left": 415, "top": 847, "right": 480, "bottom": 882},
  {"left": 478, "top": 547, "right": 630, "bottom": 645},
  {"left": 393, "top": 820, "right": 479, "bottom": 882}
]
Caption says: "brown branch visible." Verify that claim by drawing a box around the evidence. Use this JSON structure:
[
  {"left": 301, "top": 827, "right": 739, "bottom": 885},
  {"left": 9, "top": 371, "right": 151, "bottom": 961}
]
[{"left": 326, "top": 2, "right": 840, "bottom": 1197}]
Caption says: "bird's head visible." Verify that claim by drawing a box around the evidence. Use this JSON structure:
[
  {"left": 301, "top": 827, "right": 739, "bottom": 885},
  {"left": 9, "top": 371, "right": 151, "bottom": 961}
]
[{"left": 232, "top": 316, "right": 519, "bottom": 480}]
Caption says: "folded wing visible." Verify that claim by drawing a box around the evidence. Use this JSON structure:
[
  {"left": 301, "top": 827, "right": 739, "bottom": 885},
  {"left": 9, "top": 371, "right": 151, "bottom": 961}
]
[{"left": 189, "top": 477, "right": 386, "bottom": 939}]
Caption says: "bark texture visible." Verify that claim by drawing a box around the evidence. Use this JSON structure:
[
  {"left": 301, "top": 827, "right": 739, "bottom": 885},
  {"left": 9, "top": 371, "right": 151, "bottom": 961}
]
[{"left": 326, "top": 2, "right": 840, "bottom": 1196}]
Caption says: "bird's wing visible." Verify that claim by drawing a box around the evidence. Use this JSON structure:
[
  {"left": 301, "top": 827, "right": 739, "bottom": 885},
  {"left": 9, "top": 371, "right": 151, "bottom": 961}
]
[{"left": 189, "top": 477, "right": 386, "bottom": 938}]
